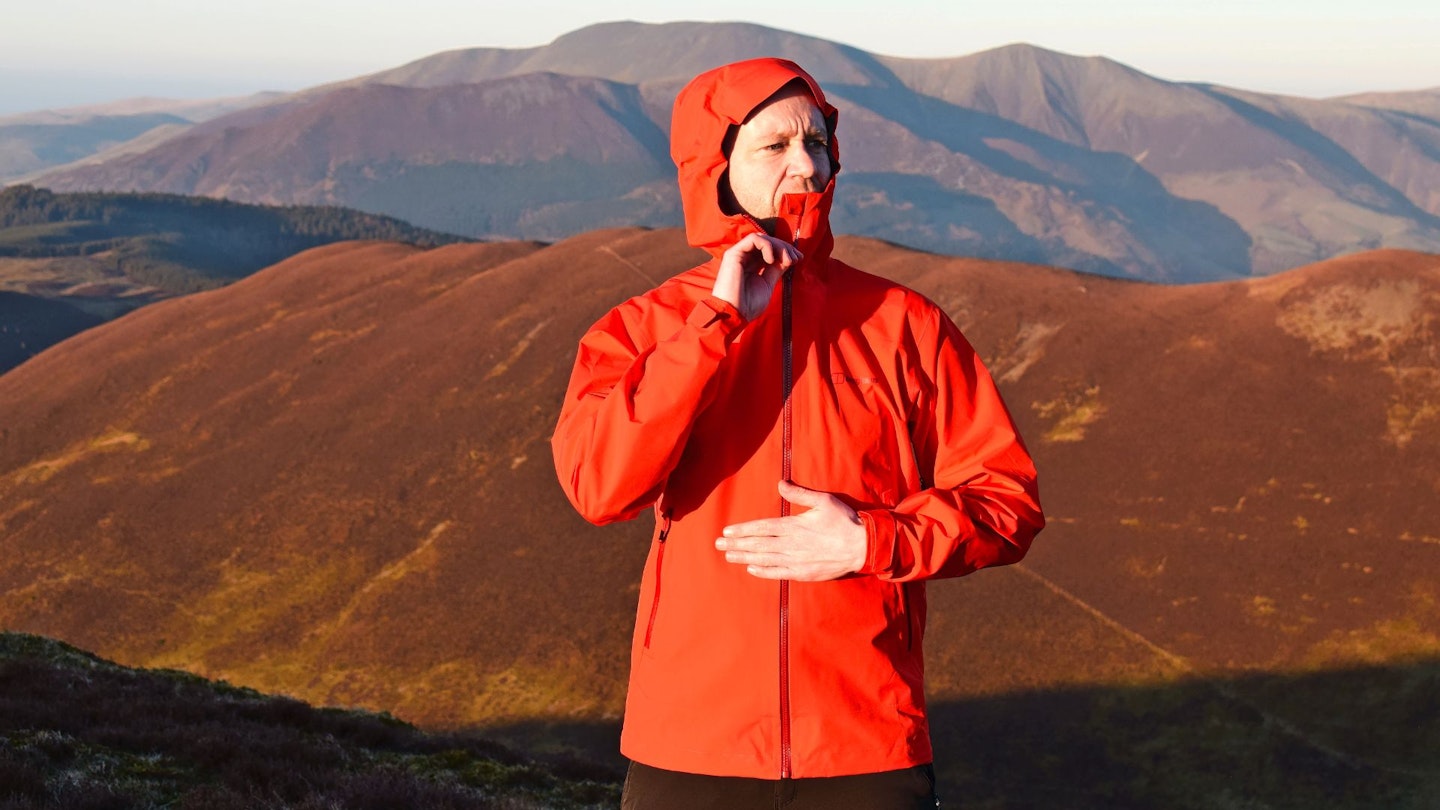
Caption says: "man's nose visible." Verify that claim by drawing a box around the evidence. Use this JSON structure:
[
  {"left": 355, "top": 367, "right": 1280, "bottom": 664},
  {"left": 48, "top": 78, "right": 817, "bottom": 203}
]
[{"left": 788, "top": 145, "right": 815, "bottom": 178}]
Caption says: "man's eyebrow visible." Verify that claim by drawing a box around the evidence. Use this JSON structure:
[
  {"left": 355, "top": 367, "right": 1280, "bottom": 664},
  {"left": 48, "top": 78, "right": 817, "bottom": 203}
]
[{"left": 749, "top": 123, "right": 828, "bottom": 141}]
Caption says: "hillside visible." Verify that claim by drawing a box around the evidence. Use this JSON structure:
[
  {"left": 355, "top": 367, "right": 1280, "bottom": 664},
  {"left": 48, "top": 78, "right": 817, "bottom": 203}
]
[
  {"left": 28, "top": 21, "right": 1440, "bottom": 282},
  {"left": 0, "top": 291, "right": 103, "bottom": 372},
  {"left": 0, "top": 632, "right": 619, "bottom": 809},
  {"left": 0, "top": 231, "right": 1436, "bottom": 804},
  {"left": 0, "top": 185, "right": 470, "bottom": 372}
]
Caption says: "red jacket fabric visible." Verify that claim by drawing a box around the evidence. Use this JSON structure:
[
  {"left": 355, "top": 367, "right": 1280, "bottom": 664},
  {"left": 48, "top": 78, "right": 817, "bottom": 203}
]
[{"left": 552, "top": 58, "right": 1044, "bottom": 779}]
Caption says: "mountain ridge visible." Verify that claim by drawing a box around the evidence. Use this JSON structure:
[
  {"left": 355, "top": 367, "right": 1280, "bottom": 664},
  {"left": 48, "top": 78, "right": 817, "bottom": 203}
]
[{"left": 24, "top": 21, "right": 1440, "bottom": 282}]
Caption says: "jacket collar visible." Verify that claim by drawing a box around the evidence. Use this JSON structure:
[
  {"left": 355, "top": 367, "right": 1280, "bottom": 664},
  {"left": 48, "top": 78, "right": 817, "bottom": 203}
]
[{"left": 670, "top": 58, "right": 841, "bottom": 278}]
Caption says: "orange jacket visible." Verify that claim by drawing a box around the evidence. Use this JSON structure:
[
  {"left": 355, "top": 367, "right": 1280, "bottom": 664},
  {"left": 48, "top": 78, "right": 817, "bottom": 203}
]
[{"left": 552, "top": 58, "right": 1044, "bottom": 779}]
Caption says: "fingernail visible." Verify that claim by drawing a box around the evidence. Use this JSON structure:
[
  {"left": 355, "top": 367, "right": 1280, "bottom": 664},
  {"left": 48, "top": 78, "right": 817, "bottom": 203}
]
[{"left": 715, "top": 538, "right": 727, "bottom": 550}]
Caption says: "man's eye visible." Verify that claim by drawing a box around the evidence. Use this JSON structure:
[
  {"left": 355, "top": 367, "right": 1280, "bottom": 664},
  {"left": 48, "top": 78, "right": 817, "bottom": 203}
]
[
  {"left": 807, "top": 139, "right": 828, "bottom": 150},
  {"left": 765, "top": 142, "right": 786, "bottom": 151}
]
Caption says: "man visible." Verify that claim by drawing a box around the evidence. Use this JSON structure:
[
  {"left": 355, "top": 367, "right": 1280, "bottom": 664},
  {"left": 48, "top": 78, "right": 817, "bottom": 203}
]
[{"left": 552, "top": 58, "right": 1044, "bottom": 809}]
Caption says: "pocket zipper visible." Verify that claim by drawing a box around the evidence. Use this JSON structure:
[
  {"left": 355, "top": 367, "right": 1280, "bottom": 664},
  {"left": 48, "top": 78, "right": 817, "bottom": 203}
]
[{"left": 642, "top": 512, "right": 672, "bottom": 649}]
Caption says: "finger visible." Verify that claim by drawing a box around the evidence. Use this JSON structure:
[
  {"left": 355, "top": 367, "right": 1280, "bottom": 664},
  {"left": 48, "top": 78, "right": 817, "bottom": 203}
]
[
  {"left": 777, "top": 479, "right": 827, "bottom": 508},
  {"left": 720, "top": 519, "right": 786, "bottom": 539},
  {"left": 722, "top": 549, "right": 788, "bottom": 567},
  {"left": 724, "top": 532, "right": 793, "bottom": 553},
  {"left": 744, "top": 564, "right": 792, "bottom": 580},
  {"left": 754, "top": 238, "right": 776, "bottom": 269},
  {"left": 715, "top": 534, "right": 783, "bottom": 554}
]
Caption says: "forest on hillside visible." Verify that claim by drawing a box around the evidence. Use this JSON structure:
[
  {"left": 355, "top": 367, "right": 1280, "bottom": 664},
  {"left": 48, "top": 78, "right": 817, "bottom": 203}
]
[{"left": 0, "top": 185, "right": 470, "bottom": 294}]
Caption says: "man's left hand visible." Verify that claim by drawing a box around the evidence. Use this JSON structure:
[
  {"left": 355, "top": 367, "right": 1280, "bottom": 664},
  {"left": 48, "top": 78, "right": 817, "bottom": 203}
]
[{"left": 715, "top": 480, "right": 867, "bottom": 581}]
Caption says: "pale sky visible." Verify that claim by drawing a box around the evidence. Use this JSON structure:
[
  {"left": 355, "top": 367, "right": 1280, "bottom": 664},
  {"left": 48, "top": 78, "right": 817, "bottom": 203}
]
[{"left": 1, "top": 0, "right": 1436, "bottom": 115}]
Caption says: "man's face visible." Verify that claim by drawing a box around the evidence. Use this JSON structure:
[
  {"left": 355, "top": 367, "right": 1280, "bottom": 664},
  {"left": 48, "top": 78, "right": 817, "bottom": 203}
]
[{"left": 723, "top": 85, "right": 832, "bottom": 230}]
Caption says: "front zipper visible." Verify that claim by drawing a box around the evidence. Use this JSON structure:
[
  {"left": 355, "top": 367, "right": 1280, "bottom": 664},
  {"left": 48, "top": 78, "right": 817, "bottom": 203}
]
[
  {"left": 642, "top": 511, "right": 672, "bottom": 649},
  {"left": 779, "top": 266, "right": 794, "bottom": 779}
]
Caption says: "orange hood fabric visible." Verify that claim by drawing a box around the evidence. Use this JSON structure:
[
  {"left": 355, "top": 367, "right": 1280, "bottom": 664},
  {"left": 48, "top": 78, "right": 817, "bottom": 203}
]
[
  {"left": 553, "top": 58, "right": 1044, "bottom": 779},
  {"left": 670, "top": 57, "right": 840, "bottom": 263}
]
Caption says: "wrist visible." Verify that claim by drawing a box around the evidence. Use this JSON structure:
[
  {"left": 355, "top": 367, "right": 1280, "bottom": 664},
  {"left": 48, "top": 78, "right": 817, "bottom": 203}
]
[{"left": 847, "top": 510, "right": 867, "bottom": 574}]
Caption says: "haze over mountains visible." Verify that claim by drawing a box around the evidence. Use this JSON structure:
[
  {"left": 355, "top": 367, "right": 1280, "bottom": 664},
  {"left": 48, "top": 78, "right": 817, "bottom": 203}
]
[
  {"left": 17, "top": 21, "right": 1440, "bottom": 283},
  {"left": 0, "top": 93, "right": 281, "bottom": 184},
  {"left": 0, "top": 229, "right": 1435, "bottom": 803}
]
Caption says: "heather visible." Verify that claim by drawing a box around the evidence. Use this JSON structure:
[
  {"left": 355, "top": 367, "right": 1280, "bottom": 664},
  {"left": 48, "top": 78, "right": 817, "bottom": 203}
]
[{"left": 0, "top": 633, "right": 620, "bottom": 809}]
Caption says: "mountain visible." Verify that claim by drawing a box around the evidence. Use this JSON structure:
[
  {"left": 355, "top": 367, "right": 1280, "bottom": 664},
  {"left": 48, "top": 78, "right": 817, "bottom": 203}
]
[
  {"left": 1339, "top": 86, "right": 1440, "bottom": 119},
  {"left": 876, "top": 46, "right": 1440, "bottom": 273},
  {"left": 0, "top": 632, "right": 619, "bottom": 808},
  {"left": 0, "top": 230, "right": 1435, "bottom": 805},
  {"left": 0, "top": 185, "right": 470, "bottom": 373},
  {"left": 26, "top": 22, "right": 1440, "bottom": 282},
  {"left": 21, "top": 75, "right": 678, "bottom": 241},
  {"left": 0, "top": 93, "right": 279, "bottom": 184},
  {"left": 348, "top": 20, "right": 900, "bottom": 89}
]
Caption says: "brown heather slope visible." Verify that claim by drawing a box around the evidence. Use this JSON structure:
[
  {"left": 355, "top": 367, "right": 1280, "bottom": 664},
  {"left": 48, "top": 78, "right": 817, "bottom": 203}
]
[{"left": 0, "top": 232, "right": 1437, "bottom": 739}]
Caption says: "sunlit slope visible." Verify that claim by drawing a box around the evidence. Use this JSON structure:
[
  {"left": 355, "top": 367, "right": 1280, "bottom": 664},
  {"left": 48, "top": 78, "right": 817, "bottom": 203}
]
[{"left": 0, "top": 231, "right": 1435, "bottom": 736}]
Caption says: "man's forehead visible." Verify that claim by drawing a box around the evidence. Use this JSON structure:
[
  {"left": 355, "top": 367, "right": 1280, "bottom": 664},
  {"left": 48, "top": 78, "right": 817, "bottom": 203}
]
[
  {"left": 741, "top": 118, "right": 829, "bottom": 141},
  {"left": 741, "top": 83, "right": 823, "bottom": 125}
]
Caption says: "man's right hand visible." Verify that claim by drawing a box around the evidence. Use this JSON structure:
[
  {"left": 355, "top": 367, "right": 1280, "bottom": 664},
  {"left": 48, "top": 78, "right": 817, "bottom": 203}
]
[{"left": 713, "top": 233, "right": 801, "bottom": 321}]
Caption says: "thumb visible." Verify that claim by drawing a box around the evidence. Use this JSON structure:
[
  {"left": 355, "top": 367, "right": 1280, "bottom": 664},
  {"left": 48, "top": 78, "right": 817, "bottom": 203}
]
[{"left": 778, "top": 479, "right": 826, "bottom": 507}]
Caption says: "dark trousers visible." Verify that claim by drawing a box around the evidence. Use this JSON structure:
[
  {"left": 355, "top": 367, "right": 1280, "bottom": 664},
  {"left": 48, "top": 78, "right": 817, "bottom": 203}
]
[{"left": 620, "top": 760, "right": 941, "bottom": 809}]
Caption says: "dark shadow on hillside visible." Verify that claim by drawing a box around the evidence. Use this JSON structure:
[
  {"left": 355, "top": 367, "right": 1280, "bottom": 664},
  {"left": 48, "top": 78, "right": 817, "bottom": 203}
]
[
  {"left": 3, "top": 632, "right": 1436, "bottom": 808},
  {"left": 478, "top": 657, "right": 1440, "bottom": 810},
  {"left": 0, "top": 291, "right": 104, "bottom": 374},
  {"left": 0, "top": 633, "right": 622, "bottom": 809}
]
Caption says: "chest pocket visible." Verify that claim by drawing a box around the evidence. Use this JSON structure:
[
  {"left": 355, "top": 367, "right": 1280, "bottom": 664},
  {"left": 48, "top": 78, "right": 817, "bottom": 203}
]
[{"left": 818, "top": 361, "right": 907, "bottom": 507}]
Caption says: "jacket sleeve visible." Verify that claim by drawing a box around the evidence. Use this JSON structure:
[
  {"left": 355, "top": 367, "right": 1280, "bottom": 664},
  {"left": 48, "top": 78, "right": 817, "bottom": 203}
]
[
  {"left": 552, "top": 292, "right": 745, "bottom": 525},
  {"left": 856, "top": 306, "right": 1044, "bottom": 581}
]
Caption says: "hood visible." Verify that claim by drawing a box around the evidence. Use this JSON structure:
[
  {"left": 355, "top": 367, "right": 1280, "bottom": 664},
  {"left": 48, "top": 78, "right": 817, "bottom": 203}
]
[{"left": 670, "top": 58, "right": 841, "bottom": 265}]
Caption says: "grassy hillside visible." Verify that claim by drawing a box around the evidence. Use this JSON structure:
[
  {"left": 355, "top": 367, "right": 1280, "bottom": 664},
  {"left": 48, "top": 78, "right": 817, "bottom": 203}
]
[{"left": 0, "top": 632, "right": 620, "bottom": 809}]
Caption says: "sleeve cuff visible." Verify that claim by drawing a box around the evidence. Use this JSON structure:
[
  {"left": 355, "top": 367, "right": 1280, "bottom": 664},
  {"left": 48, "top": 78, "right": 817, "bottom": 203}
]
[
  {"left": 687, "top": 296, "right": 745, "bottom": 332},
  {"left": 858, "top": 509, "right": 898, "bottom": 576}
]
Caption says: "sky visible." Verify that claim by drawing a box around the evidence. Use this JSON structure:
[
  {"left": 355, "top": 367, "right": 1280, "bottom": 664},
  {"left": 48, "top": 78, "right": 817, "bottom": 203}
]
[{"left": 1, "top": 0, "right": 1436, "bottom": 115}]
